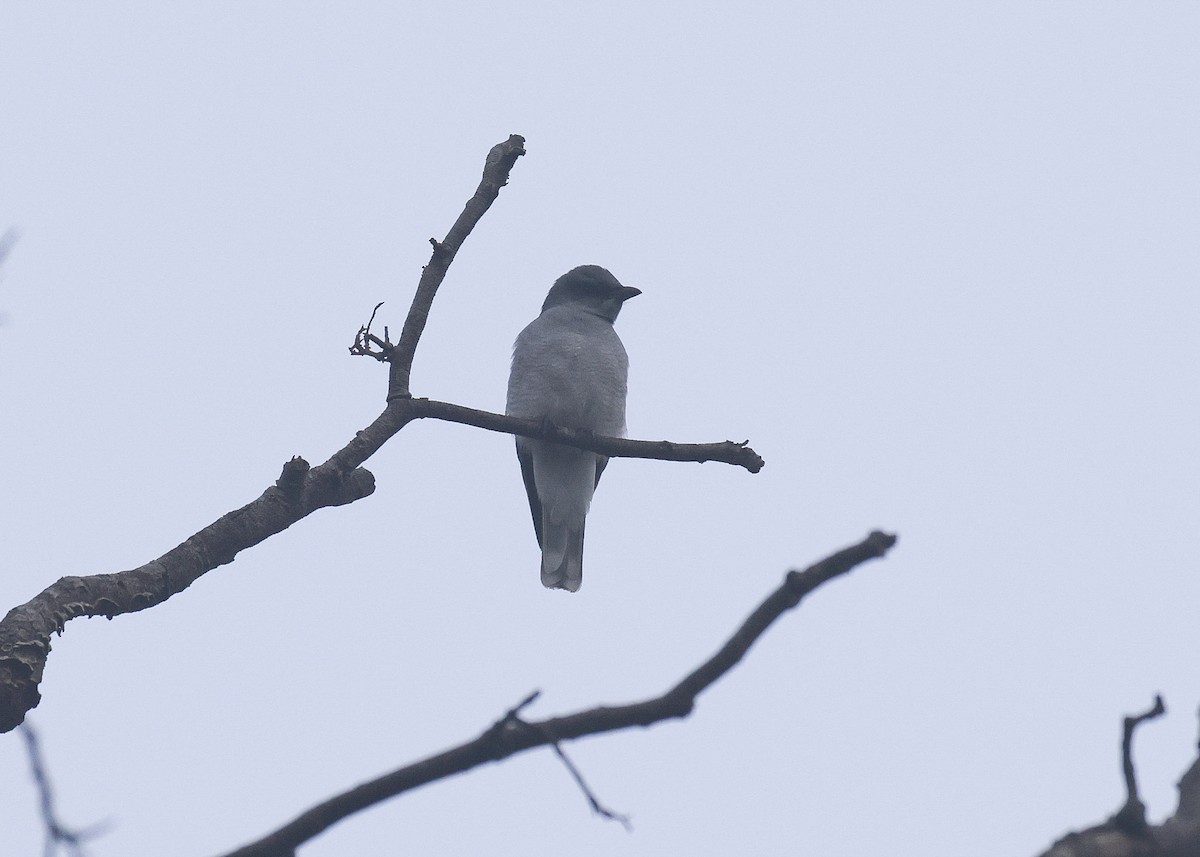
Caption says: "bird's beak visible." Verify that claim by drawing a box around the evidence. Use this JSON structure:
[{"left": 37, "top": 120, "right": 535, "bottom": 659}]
[{"left": 620, "top": 286, "right": 642, "bottom": 301}]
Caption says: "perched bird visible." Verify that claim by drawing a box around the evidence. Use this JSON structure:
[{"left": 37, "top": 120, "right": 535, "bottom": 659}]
[{"left": 506, "top": 265, "right": 641, "bottom": 592}]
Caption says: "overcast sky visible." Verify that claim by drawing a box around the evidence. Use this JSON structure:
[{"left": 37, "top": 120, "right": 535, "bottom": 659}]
[{"left": 2, "top": 4, "right": 1198, "bottom": 856}]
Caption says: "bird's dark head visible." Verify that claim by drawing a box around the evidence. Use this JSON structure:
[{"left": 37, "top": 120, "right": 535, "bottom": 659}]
[{"left": 542, "top": 265, "right": 641, "bottom": 322}]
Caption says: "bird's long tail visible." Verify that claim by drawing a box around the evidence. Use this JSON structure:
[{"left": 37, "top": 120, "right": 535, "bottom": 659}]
[
  {"left": 540, "top": 518, "right": 585, "bottom": 592},
  {"left": 534, "top": 446, "right": 597, "bottom": 592}
]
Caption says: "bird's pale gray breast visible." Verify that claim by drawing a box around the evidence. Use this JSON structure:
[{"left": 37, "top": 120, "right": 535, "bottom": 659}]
[{"left": 507, "top": 308, "right": 628, "bottom": 436}]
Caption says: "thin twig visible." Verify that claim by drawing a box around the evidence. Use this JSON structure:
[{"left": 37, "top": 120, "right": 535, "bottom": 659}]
[
  {"left": 498, "top": 689, "right": 542, "bottom": 726},
  {"left": 348, "top": 302, "right": 391, "bottom": 360},
  {"left": 1111, "top": 694, "right": 1166, "bottom": 834},
  {"left": 384, "top": 134, "right": 526, "bottom": 399},
  {"left": 549, "top": 742, "right": 632, "bottom": 830},
  {"left": 20, "top": 721, "right": 109, "bottom": 857}
]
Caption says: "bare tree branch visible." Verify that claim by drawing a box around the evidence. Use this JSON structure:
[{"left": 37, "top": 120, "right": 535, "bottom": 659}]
[
  {"left": 0, "top": 457, "right": 375, "bottom": 732},
  {"left": 215, "top": 530, "right": 898, "bottom": 857},
  {"left": 20, "top": 721, "right": 108, "bottom": 856},
  {"left": 408, "top": 397, "right": 765, "bottom": 472},
  {"left": 1035, "top": 696, "right": 1200, "bottom": 857},
  {"left": 547, "top": 740, "right": 632, "bottom": 830},
  {"left": 1155, "top": 710, "right": 1200, "bottom": 856},
  {"left": 0, "top": 139, "right": 526, "bottom": 733},
  {"left": 385, "top": 134, "right": 526, "bottom": 399}
]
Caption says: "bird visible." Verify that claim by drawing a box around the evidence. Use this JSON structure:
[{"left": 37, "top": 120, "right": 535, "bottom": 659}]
[{"left": 506, "top": 265, "right": 641, "bottom": 592}]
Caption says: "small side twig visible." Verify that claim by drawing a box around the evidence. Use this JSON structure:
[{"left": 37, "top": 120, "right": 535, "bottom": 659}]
[
  {"left": 498, "top": 692, "right": 632, "bottom": 829},
  {"left": 548, "top": 742, "right": 632, "bottom": 831},
  {"left": 1111, "top": 694, "right": 1167, "bottom": 834},
  {"left": 487, "top": 689, "right": 542, "bottom": 741},
  {"left": 345, "top": 135, "right": 525, "bottom": 396},
  {"left": 348, "top": 302, "right": 392, "bottom": 360},
  {"left": 20, "top": 721, "right": 109, "bottom": 857}
]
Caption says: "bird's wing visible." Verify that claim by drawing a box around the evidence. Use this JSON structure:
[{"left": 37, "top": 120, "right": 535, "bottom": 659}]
[
  {"left": 516, "top": 440, "right": 543, "bottom": 547},
  {"left": 593, "top": 455, "right": 610, "bottom": 488}
]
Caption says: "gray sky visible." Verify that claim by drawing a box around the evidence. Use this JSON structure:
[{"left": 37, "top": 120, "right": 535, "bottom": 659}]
[{"left": 2, "top": 3, "right": 1198, "bottom": 855}]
